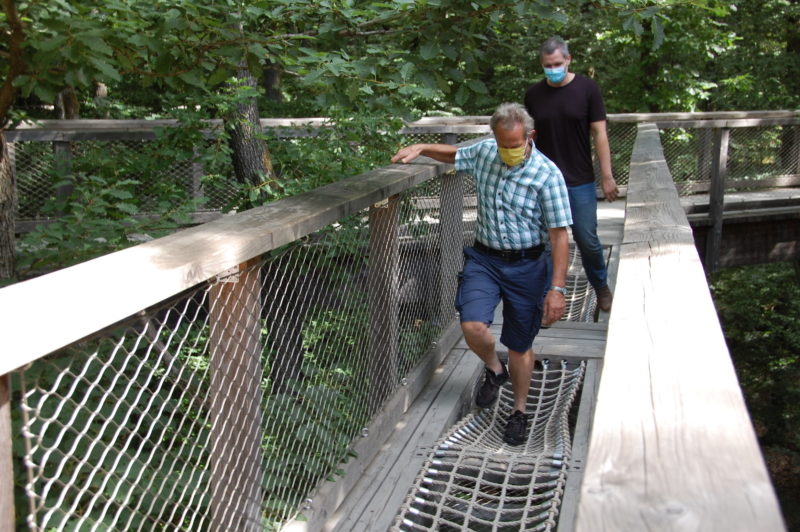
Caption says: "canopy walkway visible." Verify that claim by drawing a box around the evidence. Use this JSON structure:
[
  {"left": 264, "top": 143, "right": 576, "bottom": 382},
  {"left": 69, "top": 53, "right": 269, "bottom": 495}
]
[{"left": 1, "top": 112, "right": 798, "bottom": 531}]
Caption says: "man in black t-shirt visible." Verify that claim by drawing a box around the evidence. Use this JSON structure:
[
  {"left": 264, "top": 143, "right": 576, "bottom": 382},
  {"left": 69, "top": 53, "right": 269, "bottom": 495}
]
[{"left": 524, "top": 36, "right": 618, "bottom": 312}]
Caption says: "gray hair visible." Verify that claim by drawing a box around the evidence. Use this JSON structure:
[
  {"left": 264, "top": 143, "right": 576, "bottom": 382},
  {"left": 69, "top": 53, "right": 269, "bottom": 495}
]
[
  {"left": 540, "top": 36, "right": 569, "bottom": 58},
  {"left": 490, "top": 103, "right": 535, "bottom": 137}
]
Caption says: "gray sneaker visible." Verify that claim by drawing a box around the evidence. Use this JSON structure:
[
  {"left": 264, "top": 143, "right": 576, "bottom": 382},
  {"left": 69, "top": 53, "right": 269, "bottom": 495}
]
[{"left": 475, "top": 362, "right": 509, "bottom": 408}]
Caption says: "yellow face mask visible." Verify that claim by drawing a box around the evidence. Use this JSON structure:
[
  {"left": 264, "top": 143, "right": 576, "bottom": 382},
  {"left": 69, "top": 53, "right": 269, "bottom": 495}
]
[{"left": 498, "top": 141, "right": 528, "bottom": 167}]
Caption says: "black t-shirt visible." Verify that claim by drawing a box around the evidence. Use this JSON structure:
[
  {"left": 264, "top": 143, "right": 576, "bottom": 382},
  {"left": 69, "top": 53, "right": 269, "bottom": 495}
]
[{"left": 524, "top": 74, "right": 606, "bottom": 187}]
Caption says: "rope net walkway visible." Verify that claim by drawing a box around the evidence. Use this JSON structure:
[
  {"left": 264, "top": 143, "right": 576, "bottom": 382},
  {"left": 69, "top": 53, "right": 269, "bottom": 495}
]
[
  {"left": 392, "top": 360, "right": 586, "bottom": 531},
  {"left": 390, "top": 244, "right": 603, "bottom": 531}
]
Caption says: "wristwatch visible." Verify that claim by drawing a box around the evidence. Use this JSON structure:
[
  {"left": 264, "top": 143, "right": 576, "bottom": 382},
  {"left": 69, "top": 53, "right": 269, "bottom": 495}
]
[{"left": 549, "top": 285, "right": 567, "bottom": 296}]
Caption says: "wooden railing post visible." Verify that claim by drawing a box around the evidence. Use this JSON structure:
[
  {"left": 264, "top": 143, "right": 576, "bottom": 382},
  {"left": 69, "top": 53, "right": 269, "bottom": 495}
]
[
  {"left": 438, "top": 171, "right": 464, "bottom": 326},
  {"left": 706, "top": 127, "right": 729, "bottom": 273},
  {"left": 208, "top": 257, "right": 264, "bottom": 531},
  {"left": 0, "top": 374, "right": 14, "bottom": 532},
  {"left": 368, "top": 195, "right": 400, "bottom": 405},
  {"left": 53, "top": 140, "right": 74, "bottom": 201},
  {"left": 697, "top": 128, "right": 713, "bottom": 181},
  {"left": 191, "top": 146, "right": 205, "bottom": 201}
]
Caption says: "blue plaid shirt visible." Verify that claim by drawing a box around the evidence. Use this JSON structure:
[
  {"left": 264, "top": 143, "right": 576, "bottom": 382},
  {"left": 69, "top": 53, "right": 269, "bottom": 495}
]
[{"left": 455, "top": 138, "right": 572, "bottom": 249}]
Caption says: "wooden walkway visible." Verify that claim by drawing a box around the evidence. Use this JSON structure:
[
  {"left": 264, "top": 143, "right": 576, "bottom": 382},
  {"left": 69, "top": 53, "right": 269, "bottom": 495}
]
[{"left": 320, "top": 200, "right": 625, "bottom": 532}]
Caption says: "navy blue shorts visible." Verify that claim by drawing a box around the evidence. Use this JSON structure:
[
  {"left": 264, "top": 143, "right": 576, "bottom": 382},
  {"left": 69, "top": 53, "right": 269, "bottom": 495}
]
[{"left": 455, "top": 246, "right": 550, "bottom": 353}]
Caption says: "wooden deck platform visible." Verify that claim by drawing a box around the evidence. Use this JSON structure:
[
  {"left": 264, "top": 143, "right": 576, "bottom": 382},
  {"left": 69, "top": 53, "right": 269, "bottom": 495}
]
[{"left": 321, "top": 200, "right": 625, "bottom": 532}]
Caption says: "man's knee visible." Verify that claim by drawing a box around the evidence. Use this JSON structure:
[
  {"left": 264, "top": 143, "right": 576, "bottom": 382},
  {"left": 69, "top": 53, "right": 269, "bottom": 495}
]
[{"left": 461, "top": 320, "right": 490, "bottom": 339}]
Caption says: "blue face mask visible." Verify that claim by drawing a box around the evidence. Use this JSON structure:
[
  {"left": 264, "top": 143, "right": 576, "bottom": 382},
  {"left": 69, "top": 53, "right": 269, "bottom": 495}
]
[{"left": 544, "top": 66, "right": 566, "bottom": 84}]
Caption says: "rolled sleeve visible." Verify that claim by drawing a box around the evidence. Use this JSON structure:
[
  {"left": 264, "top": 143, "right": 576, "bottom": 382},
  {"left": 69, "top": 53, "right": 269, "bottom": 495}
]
[
  {"left": 454, "top": 141, "right": 483, "bottom": 174},
  {"left": 540, "top": 172, "right": 573, "bottom": 228}
]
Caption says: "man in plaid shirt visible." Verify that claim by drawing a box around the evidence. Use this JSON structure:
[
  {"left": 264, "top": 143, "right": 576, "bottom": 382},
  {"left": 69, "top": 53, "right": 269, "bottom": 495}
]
[{"left": 391, "top": 103, "right": 572, "bottom": 446}]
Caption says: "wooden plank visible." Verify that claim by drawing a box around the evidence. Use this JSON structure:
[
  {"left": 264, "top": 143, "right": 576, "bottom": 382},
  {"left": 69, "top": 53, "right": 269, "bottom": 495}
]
[
  {"left": 575, "top": 123, "right": 786, "bottom": 532},
  {"left": 609, "top": 110, "right": 799, "bottom": 123},
  {"left": 325, "top": 348, "right": 483, "bottom": 532},
  {"left": 678, "top": 174, "right": 800, "bottom": 194},
  {"left": 208, "top": 259, "right": 263, "bottom": 531},
  {"left": 0, "top": 160, "right": 452, "bottom": 375},
  {"left": 0, "top": 375, "right": 14, "bottom": 532},
  {"left": 706, "top": 128, "right": 730, "bottom": 273},
  {"left": 557, "top": 359, "right": 602, "bottom": 532},
  {"left": 281, "top": 318, "right": 464, "bottom": 532},
  {"left": 368, "top": 196, "right": 401, "bottom": 404},
  {"left": 576, "top": 239, "right": 785, "bottom": 531}
]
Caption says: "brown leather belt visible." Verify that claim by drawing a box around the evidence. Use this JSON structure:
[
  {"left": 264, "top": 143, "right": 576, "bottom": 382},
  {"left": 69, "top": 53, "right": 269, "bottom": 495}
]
[{"left": 473, "top": 240, "right": 545, "bottom": 261}]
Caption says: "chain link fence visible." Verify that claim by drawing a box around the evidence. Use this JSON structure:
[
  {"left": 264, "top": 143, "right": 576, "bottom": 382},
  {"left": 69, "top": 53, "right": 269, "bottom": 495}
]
[
  {"left": 658, "top": 123, "right": 800, "bottom": 195},
  {"left": 5, "top": 114, "right": 797, "bottom": 531},
  {"left": 9, "top": 156, "right": 603, "bottom": 531},
  {"left": 13, "top": 118, "right": 795, "bottom": 226},
  {"left": 11, "top": 170, "right": 466, "bottom": 530}
]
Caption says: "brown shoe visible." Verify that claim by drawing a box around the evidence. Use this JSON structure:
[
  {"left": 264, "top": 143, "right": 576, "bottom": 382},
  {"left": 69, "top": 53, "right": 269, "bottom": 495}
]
[{"left": 596, "top": 285, "right": 613, "bottom": 312}]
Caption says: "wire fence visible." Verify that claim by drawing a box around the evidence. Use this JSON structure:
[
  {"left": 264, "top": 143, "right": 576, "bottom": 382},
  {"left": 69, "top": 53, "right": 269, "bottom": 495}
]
[
  {"left": 5, "top": 114, "right": 798, "bottom": 531},
  {"left": 11, "top": 172, "right": 463, "bottom": 530},
  {"left": 10, "top": 117, "right": 797, "bottom": 224}
]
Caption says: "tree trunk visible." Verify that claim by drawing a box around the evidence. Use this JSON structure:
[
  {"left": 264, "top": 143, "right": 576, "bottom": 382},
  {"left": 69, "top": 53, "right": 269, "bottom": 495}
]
[
  {"left": 225, "top": 65, "right": 274, "bottom": 196},
  {"left": 56, "top": 86, "right": 80, "bottom": 120},
  {"left": 262, "top": 63, "right": 283, "bottom": 103},
  {"left": 0, "top": 133, "right": 17, "bottom": 281}
]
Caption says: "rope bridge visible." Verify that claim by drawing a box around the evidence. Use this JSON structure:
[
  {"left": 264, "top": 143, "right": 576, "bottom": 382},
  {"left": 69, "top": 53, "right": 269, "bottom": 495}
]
[
  {"left": 393, "top": 360, "right": 585, "bottom": 531},
  {"left": 390, "top": 245, "right": 600, "bottom": 531}
]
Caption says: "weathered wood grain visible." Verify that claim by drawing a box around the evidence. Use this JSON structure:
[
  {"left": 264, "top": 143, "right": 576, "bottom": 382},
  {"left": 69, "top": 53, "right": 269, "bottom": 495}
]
[
  {"left": 574, "top": 123, "right": 786, "bottom": 532},
  {"left": 0, "top": 160, "right": 452, "bottom": 375}
]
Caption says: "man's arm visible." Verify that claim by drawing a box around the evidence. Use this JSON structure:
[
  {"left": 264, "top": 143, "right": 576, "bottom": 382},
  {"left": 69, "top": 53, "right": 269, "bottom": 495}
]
[
  {"left": 589, "top": 120, "right": 618, "bottom": 202},
  {"left": 391, "top": 143, "right": 456, "bottom": 164},
  {"left": 543, "top": 226, "right": 569, "bottom": 326}
]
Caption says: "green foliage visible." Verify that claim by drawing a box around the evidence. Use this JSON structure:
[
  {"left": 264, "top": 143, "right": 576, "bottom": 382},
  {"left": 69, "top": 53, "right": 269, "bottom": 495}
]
[
  {"left": 709, "top": 262, "right": 800, "bottom": 451},
  {"left": 260, "top": 111, "right": 405, "bottom": 203},
  {"left": 14, "top": 123, "right": 212, "bottom": 277}
]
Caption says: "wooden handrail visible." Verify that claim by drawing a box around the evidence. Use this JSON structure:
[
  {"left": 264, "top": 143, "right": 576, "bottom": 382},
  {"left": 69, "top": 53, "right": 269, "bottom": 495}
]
[
  {"left": 6, "top": 111, "right": 799, "bottom": 141},
  {"left": 574, "top": 123, "right": 785, "bottom": 531},
  {"left": 0, "top": 156, "right": 453, "bottom": 376}
]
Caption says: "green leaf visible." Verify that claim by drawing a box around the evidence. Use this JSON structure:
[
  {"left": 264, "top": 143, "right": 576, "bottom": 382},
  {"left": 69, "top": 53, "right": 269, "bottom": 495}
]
[
  {"left": 76, "top": 35, "right": 114, "bottom": 56},
  {"left": 466, "top": 79, "right": 488, "bottom": 94},
  {"left": 38, "top": 35, "right": 68, "bottom": 52},
  {"left": 178, "top": 71, "right": 205, "bottom": 89},
  {"left": 420, "top": 42, "right": 438, "bottom": 60},
  {"left": 32, "top": 84, "right": 57, "bottom": 103},
  {"left": 90, "top": 59, "right": 122, "bottom": 82}
]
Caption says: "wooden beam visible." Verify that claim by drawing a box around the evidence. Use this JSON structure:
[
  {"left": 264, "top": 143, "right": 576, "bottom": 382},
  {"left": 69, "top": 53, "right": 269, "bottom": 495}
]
[
  {"left": 706, "top": 128, "right": 730, "bottom": 273},
  {"left": 0, "top": 159, "right": 453, "bottom": 375},
  {"left": 575, "top": 123, "right": 786, "bottom": 532},
  {"left": 368, "top": 195, "right": 400, "bottom": 405},
  {"left": 0, "top": 374, "right": 14, "bottom": 532},
  {"left": 208, "top": 258, "right": 264, "bottom": 532}
]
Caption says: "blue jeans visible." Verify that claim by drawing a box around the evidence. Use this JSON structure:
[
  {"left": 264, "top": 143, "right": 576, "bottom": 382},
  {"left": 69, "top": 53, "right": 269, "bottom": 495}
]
[{"left": 568, "top": 182, "right": 608, "bottom": 289}]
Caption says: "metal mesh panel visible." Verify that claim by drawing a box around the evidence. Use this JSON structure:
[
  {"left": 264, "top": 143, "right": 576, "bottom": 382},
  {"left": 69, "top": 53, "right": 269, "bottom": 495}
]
[
  {"left": 13, "top": 141, "right": 56, "bottom": 218},
  {"left": 660, "top": 124, "right": 800, "bottom": 196},
  {"left": 12, "top": 172, "right": 467, "bottom": 531},
  {"left": 728, "top": 125, "right": 799, "bottom": 182},
  {"left": 606, "top": 122, "right": 637, "bottom": 188},
  {"left": 12, "top": 121, "right": 796, "bottom": 223}
]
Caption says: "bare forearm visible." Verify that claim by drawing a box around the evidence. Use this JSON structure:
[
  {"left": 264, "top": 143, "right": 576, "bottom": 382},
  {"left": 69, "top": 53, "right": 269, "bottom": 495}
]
[
  {"left": 549, "top": 227, "right": 569, "bottom": 287},
  {"left": 590, "top": 122, "right": 613, "bottom": 180},
  {"left": 391, "top": 143, "right": 457, "bottom": 164}
]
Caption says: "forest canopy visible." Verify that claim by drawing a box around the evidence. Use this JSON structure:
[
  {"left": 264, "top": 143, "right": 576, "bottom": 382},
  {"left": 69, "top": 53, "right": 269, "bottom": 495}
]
[
  {"left": 2, "top": 0, "right": 798, "bottom": 124},
  {"left": 0, "top": 0, "right": 798, "bottom": 280}
]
